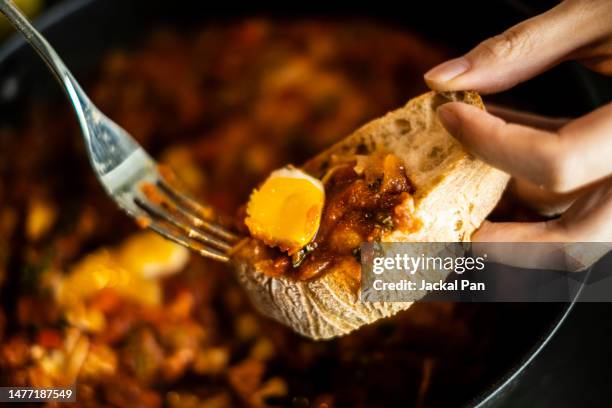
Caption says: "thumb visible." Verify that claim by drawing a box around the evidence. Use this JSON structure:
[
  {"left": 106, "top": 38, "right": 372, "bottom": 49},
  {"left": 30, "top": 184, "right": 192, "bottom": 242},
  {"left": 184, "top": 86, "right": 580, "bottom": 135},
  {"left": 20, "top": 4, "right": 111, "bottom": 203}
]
[{"left": 424, "top": 0, "right": 601, "bottom": 94}]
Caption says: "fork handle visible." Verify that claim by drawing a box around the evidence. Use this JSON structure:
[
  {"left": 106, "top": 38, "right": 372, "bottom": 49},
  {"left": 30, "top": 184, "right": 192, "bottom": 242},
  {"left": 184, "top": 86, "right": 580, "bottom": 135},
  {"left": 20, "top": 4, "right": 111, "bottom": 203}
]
[{"left": 0, "top": 0, "right": 91, "bottom": 123}]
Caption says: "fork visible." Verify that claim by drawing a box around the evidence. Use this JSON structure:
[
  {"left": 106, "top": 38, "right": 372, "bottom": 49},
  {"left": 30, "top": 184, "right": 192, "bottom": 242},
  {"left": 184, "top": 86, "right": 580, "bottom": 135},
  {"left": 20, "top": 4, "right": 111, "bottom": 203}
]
[{"left": 0, "top": 0, "right": 239, "bottom": 262}]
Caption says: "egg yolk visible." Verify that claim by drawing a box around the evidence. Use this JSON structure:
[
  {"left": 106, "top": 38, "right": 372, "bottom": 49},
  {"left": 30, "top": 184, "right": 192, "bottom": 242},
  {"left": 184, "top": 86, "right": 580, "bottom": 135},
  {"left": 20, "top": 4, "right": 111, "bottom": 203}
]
[{"left": 245, "top": 168, "right": 324, "bottom": 254}]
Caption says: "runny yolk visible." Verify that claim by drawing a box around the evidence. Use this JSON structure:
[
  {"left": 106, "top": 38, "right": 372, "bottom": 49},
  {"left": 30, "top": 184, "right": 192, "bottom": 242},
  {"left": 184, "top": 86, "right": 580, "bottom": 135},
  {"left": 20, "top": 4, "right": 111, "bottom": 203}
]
[{"left": 245, "top": 167, "right": 324, "bottom": 255}]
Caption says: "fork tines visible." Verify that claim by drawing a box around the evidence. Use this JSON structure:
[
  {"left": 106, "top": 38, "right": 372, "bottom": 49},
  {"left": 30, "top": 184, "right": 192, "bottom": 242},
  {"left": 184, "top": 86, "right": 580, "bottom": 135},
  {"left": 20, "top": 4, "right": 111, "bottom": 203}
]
[{"left": 134, "top": 176, "right": 240, "bottom": 263}]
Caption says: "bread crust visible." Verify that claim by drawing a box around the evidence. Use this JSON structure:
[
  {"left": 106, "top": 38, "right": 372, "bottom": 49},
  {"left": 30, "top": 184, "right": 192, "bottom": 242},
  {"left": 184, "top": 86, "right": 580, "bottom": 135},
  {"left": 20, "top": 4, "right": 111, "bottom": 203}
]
[{"left": 235, "top": 91, "right": 509, "bottom": 339}]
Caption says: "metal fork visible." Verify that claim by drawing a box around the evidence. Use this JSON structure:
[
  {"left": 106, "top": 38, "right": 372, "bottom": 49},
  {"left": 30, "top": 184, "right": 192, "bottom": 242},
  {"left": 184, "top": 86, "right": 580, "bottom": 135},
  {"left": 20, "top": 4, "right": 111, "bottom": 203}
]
[{"left": 0, "top": 0, "right": 239, "bottom": 262}]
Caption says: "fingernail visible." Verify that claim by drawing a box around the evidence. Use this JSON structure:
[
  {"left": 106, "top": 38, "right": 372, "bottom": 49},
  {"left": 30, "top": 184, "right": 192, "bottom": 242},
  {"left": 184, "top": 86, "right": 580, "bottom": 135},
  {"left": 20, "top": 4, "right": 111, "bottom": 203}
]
[
  {"left": 424, "top": 57, "right": 470, "bottom": 85},
  {"left": 437, "top": 105, "right": 461, "bottom": 137}
]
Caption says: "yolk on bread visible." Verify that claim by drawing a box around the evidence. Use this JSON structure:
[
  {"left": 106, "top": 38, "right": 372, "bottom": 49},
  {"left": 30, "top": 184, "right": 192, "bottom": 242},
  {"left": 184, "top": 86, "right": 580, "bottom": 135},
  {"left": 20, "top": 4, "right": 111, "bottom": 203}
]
[{"left": 245, "top": 166, "right": 324, "bottom": 254}]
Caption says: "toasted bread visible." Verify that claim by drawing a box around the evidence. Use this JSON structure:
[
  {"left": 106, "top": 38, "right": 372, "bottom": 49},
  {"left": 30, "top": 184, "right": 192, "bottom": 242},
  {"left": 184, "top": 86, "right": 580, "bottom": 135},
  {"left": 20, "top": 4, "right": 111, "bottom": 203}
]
[{"left": 235, "top": 91, "right": 509, "bottom": 339}]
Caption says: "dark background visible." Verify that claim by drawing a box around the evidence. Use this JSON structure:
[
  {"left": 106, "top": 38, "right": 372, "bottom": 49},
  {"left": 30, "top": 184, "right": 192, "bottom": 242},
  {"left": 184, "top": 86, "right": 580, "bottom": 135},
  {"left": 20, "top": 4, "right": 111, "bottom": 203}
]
[{"left": 498, "top": 303, "right": 612, "bottom": 407}]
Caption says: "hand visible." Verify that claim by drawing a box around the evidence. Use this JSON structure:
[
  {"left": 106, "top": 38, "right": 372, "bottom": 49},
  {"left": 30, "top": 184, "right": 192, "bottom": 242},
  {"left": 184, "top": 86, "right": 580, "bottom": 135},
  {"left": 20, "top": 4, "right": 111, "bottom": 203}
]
[{"left": 423, "top": 0, "right": 612, "bottom": 268}]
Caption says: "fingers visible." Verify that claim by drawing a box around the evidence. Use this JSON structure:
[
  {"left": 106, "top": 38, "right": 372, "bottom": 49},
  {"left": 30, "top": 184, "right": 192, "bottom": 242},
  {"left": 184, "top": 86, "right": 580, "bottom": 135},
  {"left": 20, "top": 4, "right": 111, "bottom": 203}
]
[
  {"left": 471, "top": 221, "right": 575, "bottom": 271},
  {"left": 424, "top": 0, "right": 605, "bottom": 93},
  {"left": 437, "top": 102, "right": 566, "bottom": 190},
  {"left": 473, "top": 179, "right": 612, "bottom": 270},
  {"left": 473, "top": 220, "right": 564, "bottom": 242},
  {"left": 557, "top": 176, "right": 612, "bottom": 242},
  {"left": 487, "top": 104, "right": 570, "bottom": 131},
  {"left": 437, "top": 101, "right": 612, "bottom": 193},
  {"left": 509, "top": 178, "right": 582, "bottom": 216},
  {"left": 479, "top": 106, "right": 573, "bottom": 215},
  {"left": 479, "top": 176, "right": 612, "bottom": 242},
  {"left": 472, "top": 223, "right": 611, "bottom": 271}
]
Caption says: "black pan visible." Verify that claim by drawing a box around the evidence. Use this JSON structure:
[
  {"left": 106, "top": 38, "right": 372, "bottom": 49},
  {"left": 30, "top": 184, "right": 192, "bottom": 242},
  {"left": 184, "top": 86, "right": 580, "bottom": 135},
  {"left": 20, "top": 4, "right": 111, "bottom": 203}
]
[{"left": 0, "top": 1, "right": 609, "bottom": 407}]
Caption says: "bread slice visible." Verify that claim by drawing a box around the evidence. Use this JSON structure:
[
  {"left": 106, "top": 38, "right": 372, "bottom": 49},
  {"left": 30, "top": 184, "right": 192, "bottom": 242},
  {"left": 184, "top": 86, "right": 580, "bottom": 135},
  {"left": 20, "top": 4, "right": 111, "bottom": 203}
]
[{"left": 234, "top": 91, "right": 509, "bottom": 339}]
